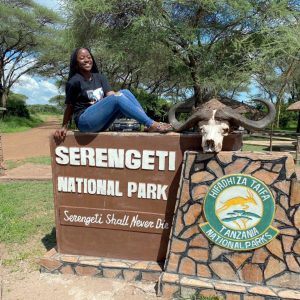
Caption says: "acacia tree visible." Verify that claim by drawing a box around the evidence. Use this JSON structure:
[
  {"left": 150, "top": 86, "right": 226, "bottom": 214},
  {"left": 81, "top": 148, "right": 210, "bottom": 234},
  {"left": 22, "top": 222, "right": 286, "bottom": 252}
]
[
  {"left": 255, "top": 56, "right": 299, "bottom": 127},
  {"left": 64, "top": 0, "right": 300, "bottom": 107},
  {"left": 49, "top": 94, "right": 65, "bottom": 111},
  {"left": 62, "top": 0, "right": 192, "bottom": 98},
  {"left": 0, "top": 0, "right": 63, "bottom": 108}
]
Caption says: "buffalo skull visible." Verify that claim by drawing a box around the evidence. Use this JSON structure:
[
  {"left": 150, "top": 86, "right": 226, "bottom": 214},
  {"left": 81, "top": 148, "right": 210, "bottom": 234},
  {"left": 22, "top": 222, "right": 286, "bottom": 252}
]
[{"left": 168, "top": 98, "right": 276, "bottom": 153}]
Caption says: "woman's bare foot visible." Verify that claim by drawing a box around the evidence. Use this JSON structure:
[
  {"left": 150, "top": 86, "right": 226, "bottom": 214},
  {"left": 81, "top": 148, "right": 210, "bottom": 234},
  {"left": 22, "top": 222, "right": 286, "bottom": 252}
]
[{"left": 145, "top": 122, "right": 173, "bottom": 133}]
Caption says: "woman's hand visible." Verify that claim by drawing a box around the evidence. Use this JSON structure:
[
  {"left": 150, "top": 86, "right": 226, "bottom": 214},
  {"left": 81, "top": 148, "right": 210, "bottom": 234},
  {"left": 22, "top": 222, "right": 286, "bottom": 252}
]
[
  {"left": 106, "top": 91, "right": 116, "bottom": 96},
  {"left": 54, "top": 126, "right": 68, "bottom": 143},
  {"left": 54, "top": 104, "right": 73, "bottom": 143}
]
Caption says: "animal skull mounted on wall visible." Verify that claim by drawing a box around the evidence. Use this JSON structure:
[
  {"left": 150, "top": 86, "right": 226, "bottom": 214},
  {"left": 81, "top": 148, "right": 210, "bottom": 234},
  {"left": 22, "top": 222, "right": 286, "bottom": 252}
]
[{"left": 168, "top": 98, "right": 276, "bottom": 153}]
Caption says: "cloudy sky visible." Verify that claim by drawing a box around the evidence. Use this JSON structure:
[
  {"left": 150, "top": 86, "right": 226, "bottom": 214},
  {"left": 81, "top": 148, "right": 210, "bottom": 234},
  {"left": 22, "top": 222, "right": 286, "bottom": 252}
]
[{"left": 11, "top": 0, "right": 61, "bottom": 105}]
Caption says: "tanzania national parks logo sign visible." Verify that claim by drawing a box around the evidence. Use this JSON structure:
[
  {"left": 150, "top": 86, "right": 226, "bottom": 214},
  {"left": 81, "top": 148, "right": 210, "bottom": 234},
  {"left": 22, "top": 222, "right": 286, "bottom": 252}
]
[{"left": 200, "top": 174, "right": 279, "bottom": 251}]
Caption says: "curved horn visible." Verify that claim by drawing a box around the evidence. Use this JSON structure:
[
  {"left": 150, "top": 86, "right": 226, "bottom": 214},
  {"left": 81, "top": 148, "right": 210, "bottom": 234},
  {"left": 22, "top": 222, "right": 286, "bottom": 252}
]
[
  {"left": 168, "top": 97, "right": 195, "bottom": 130},
  {"left": 219, "top": 99, "right": 276, "bottom": 131}
]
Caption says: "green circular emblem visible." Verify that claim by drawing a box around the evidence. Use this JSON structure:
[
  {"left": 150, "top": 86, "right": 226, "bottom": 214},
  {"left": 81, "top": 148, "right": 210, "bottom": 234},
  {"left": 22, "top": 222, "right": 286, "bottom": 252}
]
[{"left": 199, "top": 174, "right": 279, "bottom": 251}]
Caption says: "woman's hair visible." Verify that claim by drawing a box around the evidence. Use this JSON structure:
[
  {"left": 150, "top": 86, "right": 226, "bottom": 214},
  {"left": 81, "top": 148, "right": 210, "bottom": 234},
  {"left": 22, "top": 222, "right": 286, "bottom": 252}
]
[{"left": 68, "top": 47, "right": 99, "bottom": 80}]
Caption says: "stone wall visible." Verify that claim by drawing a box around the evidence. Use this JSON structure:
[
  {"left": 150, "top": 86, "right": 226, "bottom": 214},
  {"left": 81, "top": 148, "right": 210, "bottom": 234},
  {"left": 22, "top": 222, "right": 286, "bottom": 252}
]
[
  {"left": 160, "top": 151, "right": 300, "bottom": 298},
  {"left": 40, "top": 248, "right": 162, "bottom": 282}
]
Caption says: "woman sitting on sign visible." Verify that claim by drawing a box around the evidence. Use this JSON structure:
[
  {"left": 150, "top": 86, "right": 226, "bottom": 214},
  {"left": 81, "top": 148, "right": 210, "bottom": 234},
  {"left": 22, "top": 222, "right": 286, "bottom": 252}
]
[{"left": 54, "top": 48, "right": 172, "bottom": 140}]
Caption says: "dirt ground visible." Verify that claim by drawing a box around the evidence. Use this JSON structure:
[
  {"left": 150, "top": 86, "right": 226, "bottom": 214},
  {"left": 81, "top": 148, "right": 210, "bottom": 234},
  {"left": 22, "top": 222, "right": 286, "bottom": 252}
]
[
  {"left": 0, "top": 232, "right": 167, "bottom": 300},
  {"left": 1, "top": 116, "right": 59, "bottom": 161},
  {"left": 0, "top": 270, "right": 164, "bottom": 300}
]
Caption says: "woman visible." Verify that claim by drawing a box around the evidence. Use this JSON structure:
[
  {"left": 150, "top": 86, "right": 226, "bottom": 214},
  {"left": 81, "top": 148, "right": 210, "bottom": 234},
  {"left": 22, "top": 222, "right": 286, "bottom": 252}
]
[{"left": 54, "top": 48, "right": 172, "bottom": 141}]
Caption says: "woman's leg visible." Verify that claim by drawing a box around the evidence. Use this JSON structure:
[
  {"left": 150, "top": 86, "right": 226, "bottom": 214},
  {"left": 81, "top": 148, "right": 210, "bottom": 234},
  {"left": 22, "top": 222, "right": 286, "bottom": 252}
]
[
  {"left": 119, "top": 89, "right": 144, "bottom": 110},
  {"left": 119, "top": 89, "right": 172, "bottom": 132},
  {"left": 78, "top": 93, "right": 154, "bottom": 132},
  {"left": 77, "top": 96, "right": 120, "bottom": 132},
  {"left": 78, "top": 92, "right": 171, "bottom": 133},
  {"left": 111, "top": 93, "right": 154, "bottom": 127}
]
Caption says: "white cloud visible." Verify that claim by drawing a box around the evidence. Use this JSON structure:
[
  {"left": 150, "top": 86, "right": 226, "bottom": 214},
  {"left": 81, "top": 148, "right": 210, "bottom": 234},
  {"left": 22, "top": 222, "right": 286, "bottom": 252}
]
[
  {"left": 33, "top": 0, "right": 60, "bottom": 10},
  {"left": 14, "top": 75, "right": 39, "bottom": 90},
  {"left": 4, "top": 1, "right": 62, "bottom": 105},
  {"left": 12, "top": 75, "right": 61, "bottom": 105},
  {"left": 5, "top": 55, "right": 60, "bottom": 105}
]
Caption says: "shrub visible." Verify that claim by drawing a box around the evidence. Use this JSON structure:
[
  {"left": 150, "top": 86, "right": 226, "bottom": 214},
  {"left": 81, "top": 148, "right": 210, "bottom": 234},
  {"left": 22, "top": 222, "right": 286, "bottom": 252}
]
[
  {"left": 132, "top": 89, "right": 171, "bottom": 122},
  {"left": 279, "top": 103, "right": 297, "bottom": 129},
  {"left": 6, "top": 93, "right": 30, "bottom": 118},
  {"left": 28, "top": 104, "right": 61, "bottom": 114}
]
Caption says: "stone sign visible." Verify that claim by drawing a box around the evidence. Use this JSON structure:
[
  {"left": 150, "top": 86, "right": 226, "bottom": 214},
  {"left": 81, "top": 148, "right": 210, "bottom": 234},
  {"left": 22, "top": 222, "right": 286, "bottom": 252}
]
[
  {"left": 50, "top": 132, "right": 241, "bottom": 261},
  {"left": 159, "top": 151, "right": 300, "bottom": 298}
]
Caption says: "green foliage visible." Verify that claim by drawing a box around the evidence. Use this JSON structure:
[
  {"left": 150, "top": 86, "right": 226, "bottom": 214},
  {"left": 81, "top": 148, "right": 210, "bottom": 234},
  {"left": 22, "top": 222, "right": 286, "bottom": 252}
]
[
  {"left": 6, "top": 93, "right": 30, "bottom": 118},
  {"left": 28, "top": 104, "right": 62, "bottom": 115},
  {"left": 48, "top": 95, "right": 65, "bottom": 112},
  {"left": 0, "top": 0, "right": 64, "bottom": 106},
  {"left": 0, "top": 181, "right": 54, "bottom": 244},
  {"left": 64, "top": 0, "right": 300, "bottom": 104},
  {"left": 0, "top": 115, "right": 43, "bottom": 133},
  {"left": 132, "top": 89, "right": 171, "bottom": 122},
  {"left": 242, "top": 144, "right": 268, "bottom": 152},
  {"left": 279, "top": 103, "right": 298, "bottom": 128}
]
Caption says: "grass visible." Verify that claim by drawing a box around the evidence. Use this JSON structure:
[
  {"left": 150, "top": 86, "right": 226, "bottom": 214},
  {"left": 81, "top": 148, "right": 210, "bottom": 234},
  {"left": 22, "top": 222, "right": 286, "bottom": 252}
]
[
  {"left": 5, "top": 156, "right": 52, "bottom": 170},
  {"left": 242, "top": 144, "right": 269, "bottom": 152},
  {"left": 0, "top": 181, "right": 55, "bottom": 270},
  {"left": 0, "top": 181, "right": 54, "bottom": 244},
  {"left": 37, "top": 113, "right": 62, "bottom": 122},
  {"left": 0, "top": 115, "right": 43, "bottom": 133},
  {"left": 0, "top": 113, "right": 61, "bottom": 133}
]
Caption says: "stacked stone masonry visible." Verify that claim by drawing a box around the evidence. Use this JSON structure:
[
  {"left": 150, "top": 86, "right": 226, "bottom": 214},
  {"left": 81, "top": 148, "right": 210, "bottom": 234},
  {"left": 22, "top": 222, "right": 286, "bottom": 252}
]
[
  {"left": 160, "top": 151, "right": 300, "bottom": 299},
  {"left": 158, "top": 272, "right": 300, "bottom": 299},
  {"left": 40, "top": 248, "right": 163, "bottom": 282}
]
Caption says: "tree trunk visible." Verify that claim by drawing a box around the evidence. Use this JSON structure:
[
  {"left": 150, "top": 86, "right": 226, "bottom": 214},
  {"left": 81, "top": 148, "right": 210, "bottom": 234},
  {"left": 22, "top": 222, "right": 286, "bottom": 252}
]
[
  {"left": 1, "top": 90, "right": 8, "bottom": 108},
  {"left": 274, "top": 59, "right": 297, "bottom": 129},
  {"left": 275, "top": 97, "right": 282, "bottom": 128},
  {"left": 297, "top": 112, "right": 300, "bottom": 133},
  {"left": 191, "top": 69, "right": 202, "bottom": 106},
  {"left": 189, "top": 54, "right": 203, "bottom": 106},
  {"left": 193, "top": 83, "right": 202, "bottom": 107}
]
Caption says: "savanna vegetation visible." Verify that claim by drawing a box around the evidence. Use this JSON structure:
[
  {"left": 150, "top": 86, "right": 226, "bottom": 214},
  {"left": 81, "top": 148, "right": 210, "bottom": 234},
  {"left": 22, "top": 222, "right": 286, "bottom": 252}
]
[
  {"left": 0, "top": 92, "right": 62, "bottom": 133},
  {"left": 0, "top": 181, "right": 55, "bottom": 269},
  {"left": 58, "top": 0, "right": 300, "bottom": 129}
]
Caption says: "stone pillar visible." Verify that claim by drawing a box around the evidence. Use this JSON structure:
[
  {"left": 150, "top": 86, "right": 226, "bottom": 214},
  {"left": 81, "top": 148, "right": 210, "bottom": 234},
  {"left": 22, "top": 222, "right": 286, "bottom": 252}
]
[{"left": 159, "top": 151, "right": 300, "bottom": 299}]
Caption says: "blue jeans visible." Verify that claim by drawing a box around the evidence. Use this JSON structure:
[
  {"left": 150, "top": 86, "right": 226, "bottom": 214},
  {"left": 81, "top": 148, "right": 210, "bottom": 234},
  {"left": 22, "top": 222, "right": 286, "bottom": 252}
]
[{"left": 77, "top": 89, "right": 154, "bottom": 132}]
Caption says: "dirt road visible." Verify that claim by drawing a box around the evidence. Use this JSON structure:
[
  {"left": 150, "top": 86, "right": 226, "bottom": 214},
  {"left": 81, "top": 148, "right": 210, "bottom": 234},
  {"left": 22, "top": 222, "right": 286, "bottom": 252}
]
[{"left": 2, "top": 116, "right": 59, "bottom": 160}]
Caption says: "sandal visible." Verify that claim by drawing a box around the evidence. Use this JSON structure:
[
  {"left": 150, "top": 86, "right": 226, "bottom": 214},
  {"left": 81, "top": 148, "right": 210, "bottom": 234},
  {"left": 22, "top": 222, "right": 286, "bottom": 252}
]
[{"left": 145, "top": 122, "right": 173, "bottom": 133}]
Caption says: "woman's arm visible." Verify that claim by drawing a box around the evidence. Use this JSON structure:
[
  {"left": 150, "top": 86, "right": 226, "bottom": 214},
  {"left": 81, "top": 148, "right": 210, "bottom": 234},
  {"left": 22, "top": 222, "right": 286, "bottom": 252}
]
[
  {"left": 54, "top": 104, "right": 74, "bottom": 142},
  {"left": 106, "top": 91, "right": 115, "bottom": 96}
]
